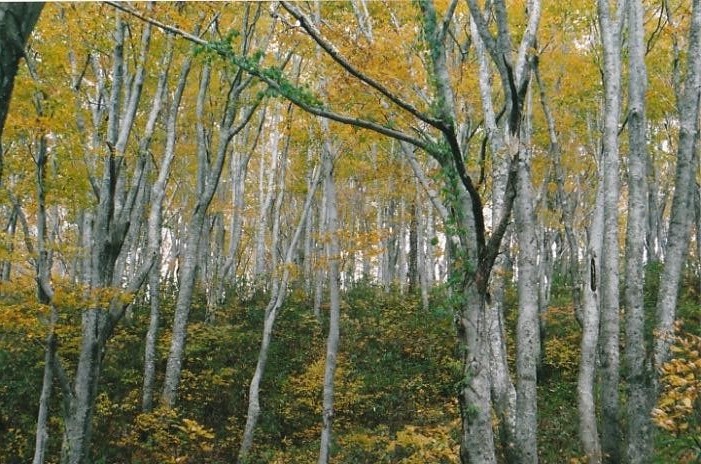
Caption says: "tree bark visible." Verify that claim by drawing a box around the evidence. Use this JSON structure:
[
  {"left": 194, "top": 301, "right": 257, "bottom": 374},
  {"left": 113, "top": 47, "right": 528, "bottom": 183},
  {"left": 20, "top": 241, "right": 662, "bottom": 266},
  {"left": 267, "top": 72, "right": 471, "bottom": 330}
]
[
  {"left": 408, "top": 198, "right": 419, "bottom": 292},
  {"left": 141, "top": 37, "right": 183, "bottom": 412},
  {"left": 318, "top": 123, "right": 342, "bottom": 464},
  {"left": 31, "top": 124, "right": 56, "bottom": 464},
  {"left": 237, "top": 163, "right": 321, "bottom": 463},
  {"left": 596, "top": 1, "right": 625, "bottom": 460},
  {"left": 653, "top": 0, "right": 701, "bottom": 372},
  {"left": 0, "top": 2, "right": 43, "bottom": 182},
  {"left": 624, "top": 0, "right": 655, "bottom": 461},
  {"left": 161, "top": 34, "right": 262, "bottom": 405},
  {"left": 514, "top": 141, "right": 540, "bottom": 464}
]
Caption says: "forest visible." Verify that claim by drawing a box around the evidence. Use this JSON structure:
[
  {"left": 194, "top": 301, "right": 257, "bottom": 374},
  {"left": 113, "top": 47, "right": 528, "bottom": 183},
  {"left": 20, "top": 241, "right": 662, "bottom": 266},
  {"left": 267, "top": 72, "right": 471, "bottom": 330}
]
[{"left": 0, "top": 1, "right": 700, "bottom": 463}]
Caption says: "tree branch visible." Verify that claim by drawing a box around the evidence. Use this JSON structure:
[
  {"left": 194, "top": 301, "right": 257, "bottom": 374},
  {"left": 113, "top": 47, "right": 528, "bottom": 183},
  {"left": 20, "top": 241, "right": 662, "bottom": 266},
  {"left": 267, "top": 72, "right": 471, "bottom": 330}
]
[
  {"left": 104, "top": 0, "right": 440, "bottom": 160},
  {"left": 280, "top": 1, "right": 446, "bottom": 131}
]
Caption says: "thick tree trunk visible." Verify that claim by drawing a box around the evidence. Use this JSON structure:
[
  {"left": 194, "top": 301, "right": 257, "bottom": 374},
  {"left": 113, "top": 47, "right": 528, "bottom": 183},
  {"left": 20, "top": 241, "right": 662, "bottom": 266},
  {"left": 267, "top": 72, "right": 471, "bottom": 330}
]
[
  {"left": 459, "top": 281, "right": 497, "bottom": 464},
  {"left": 578, "top": 178, "right": 604, "bottom": 463},
  {"left": 61, "top": 310, "right": 104, "bottom": 464},
  {"left": 59, "top": 15, "right": 156, "bottom": 462},
  {"left": 514, "top": 142, "right": 540, "bottom": 463},
  {"left": 624, "top": 0, "right": 655, "bottom": 461},
  {"left": 597, "top": 1, "right": 624, "bottom": 460},
  {"left": 0, "top": 2, "right": 43, "bottom": 177},
  {"left": 469, "top": 15, "right": 518, "bottom": 458}
]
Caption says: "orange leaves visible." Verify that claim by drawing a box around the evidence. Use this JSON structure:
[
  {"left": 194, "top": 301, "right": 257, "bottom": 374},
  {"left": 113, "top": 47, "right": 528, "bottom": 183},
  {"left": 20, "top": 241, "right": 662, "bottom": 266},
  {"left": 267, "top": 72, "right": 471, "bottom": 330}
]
[{"left": 652, "top": 327, "right": 701, "bottom": 454}]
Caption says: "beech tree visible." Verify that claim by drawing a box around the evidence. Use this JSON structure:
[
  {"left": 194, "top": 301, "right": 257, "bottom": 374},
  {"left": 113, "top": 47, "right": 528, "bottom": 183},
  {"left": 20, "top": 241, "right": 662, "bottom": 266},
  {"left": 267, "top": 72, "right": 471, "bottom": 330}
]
[{"left": 3, "top": 2, "right": 701, "bottom": 463}]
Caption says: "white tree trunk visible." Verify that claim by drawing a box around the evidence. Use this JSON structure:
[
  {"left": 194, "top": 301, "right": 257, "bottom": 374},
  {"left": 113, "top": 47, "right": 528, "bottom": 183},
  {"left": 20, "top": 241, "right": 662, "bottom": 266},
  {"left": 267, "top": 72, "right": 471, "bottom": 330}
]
[
  {"left": 514, "top": 142, "right": 540, "bottom": 463},
  {"left": 597, "top": 1, "right": 625, "bottom": 459},
  {"left": 237, "top": 163, "right": 321, "bottom": 462},
  {"left": 161, "top": 48, "right": 262, "bottom": 406},
  {"left": 578, "top": 177, "right": 604, "bottom": 464},
  {"left": 653, "top": 0, "right": 701, "bottom": 371},
  {"left": 253, "top": 106, "right": 281, "bottom": 284},
  {"left": 318, "top": 128, "right": 342, "bottom": 464},
  {"left": 141, "top": 39, "right": 183, "bottom": 412},
  {"left": 624, "top": 0, "right": 655, "bottom": 461}
]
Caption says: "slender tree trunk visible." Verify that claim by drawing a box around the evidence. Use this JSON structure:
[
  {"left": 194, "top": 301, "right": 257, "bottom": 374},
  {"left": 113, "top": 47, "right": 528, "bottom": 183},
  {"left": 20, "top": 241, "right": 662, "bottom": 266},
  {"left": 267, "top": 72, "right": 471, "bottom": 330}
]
[
  {"left": 32, "top": 128, "right": 56, "bottom": 464},
  {"left": 408, "top": 198, "right": 419, "bottom": 292},
  {"left": 253, "top": 107, "right": 281, "bottom": 285},
  {"left": 141, "top": 40, "right": 182, "bottom": 412},
  {"left": 653, "top": 0, "right": 701, "bottom": 371},
  {"left": 318, "top": 127, "right": 341, "bottom": 464},
  {"left": 226, "top": 141, "right": 255, "bottom": 283},
  {"left": 303, "top": 147, "right": 316, "bottom": 291},
  {"left": 161, "top": 63, "right": 216, "bottom": 407},
  {"left": 161, "top": 38, "right": 261, "bottom": 404},
  {"left": 398, "top": 199, "right": 408, "bottom": 294},
  {"left": 33, "top": 328, "right": 55, "bottom": 464},
  {"left": 237, "top": 163, "right": 321, "bottom": 463},
  {"left": 313, "top": 191, "right": 326, "bottom": 319},
  {"left": 0, "top": 205, "right": 17, "bottom": 280},
  {"left": 418, "top": 197, "right": 430, "bottom": 310}
]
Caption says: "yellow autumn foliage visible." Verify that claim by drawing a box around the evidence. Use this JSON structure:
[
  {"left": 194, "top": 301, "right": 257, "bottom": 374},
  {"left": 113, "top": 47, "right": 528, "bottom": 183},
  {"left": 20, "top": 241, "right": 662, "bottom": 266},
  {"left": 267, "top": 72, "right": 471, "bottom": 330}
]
[{"left": 652, "top": 327, "right": 701, "bottom": 457}]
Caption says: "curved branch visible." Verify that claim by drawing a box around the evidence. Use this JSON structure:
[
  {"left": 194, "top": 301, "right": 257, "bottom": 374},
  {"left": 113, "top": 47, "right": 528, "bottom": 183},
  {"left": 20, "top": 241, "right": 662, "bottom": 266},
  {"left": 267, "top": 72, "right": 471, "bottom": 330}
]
[
  {"left": 280, "top": 1, "right": 446, "bottom": 131},
  {"left": 106, "top": 1, "right": 441, "bottom": 162}
]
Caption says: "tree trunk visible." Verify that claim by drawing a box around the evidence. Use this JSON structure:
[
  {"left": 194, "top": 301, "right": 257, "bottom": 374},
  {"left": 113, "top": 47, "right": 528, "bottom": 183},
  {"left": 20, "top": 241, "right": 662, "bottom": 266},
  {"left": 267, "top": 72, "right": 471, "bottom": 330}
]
[
  {"left": 597, "top": 1, "right": 625, "bottom": 460},
  {"left": 32, "top": 126, "right": 56, "bottom": 464},
  {"left": 318, "top": 127, "right": 342, "bottom": 464},
  {"left": 653, "top": 0, "right": 701, "bottom": 371},
  {"left": 162, "top": 63, "right": 216, "bottom": 407},
  {"left": 0, "top": 205, "right": 17, "bottom": 280},
  {"left": 237, "top": 163, "right": 321, "bottom": 463},
  {"left": 313, "top": 191, "right": 326, "bottom": 319},
  {"left": 253, "top": 107, "right": 281, "bottom": 285},
  {"left": 624, "top": 0, "right": 655, "bottom": 461},
  {"left": 514, "top": 142, "right": 540, "bottom": 463},
  {"left": 61, "top": 310, "right": 104, "bottom": 464},
  {"left": 0, "top": 2, "right": 43, "bottom": 179},
  {"left": 161, "top": 46, "right": 261, "bottom": 405},
  {"left": 408, "top": 198, "right": 419, "bottom": 292},
  {"left": 59, "top": 14, "right": 156, "bottom": 461},
  {"left": 578, "top": 177, "right": 604, "bottom": 463},
  {"left": 141, "top": 39, "right": 182, "bottom": 412}
]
